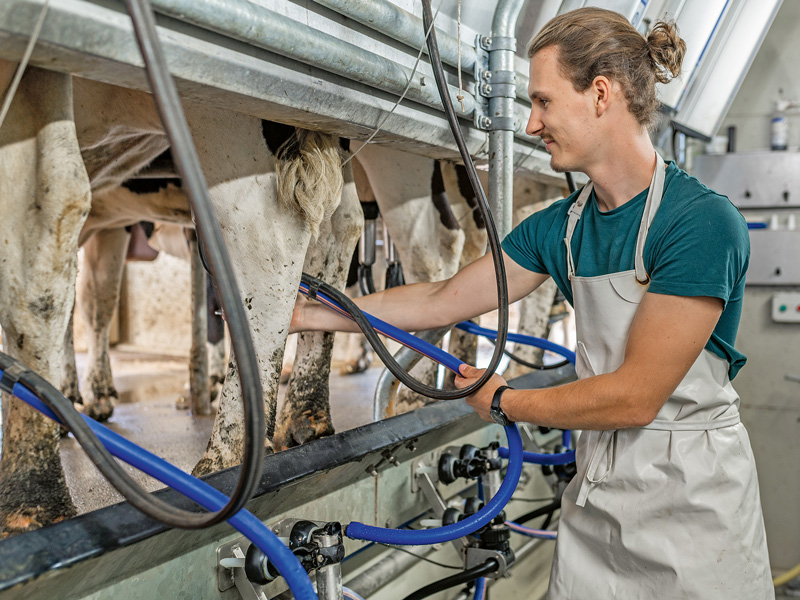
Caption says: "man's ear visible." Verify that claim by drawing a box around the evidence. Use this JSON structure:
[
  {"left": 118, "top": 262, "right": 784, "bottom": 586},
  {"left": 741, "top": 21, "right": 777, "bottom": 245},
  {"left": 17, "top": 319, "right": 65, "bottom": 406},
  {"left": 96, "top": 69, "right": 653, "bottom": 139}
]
[{"left": 592, "top": 76, "right": 612, "bottom": 116}]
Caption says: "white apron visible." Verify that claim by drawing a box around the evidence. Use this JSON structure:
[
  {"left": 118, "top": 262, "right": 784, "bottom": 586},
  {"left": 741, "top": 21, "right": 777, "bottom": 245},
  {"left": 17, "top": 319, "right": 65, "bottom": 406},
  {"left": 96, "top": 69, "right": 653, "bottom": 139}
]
[{"left": 546, "top": 155, "right": 773, "bottom": 599}]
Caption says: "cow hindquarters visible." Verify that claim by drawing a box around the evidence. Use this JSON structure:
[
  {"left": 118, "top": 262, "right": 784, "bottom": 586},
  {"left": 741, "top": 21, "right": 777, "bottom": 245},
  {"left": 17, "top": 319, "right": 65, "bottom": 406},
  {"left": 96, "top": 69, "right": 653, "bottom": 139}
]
[
  {"left": 0, "top": 67, "right": 90, "bottom": 533},
  {"left": 188, "top": 111, "right": 341, "bottom": 475}
]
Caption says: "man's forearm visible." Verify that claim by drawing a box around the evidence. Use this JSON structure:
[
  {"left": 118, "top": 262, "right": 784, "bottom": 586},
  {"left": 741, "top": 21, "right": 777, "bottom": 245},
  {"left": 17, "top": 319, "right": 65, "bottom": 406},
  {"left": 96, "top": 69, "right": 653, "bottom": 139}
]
[
  {"left": 502, "top": 370, "right": 660, "bottom": 430},
  {"left": 302, "top": 280, "right": 455, "bottom": 333}
]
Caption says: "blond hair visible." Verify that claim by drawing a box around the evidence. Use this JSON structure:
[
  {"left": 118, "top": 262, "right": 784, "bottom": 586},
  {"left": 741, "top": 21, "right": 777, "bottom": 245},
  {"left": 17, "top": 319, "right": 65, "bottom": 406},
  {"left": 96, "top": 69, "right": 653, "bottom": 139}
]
[{"left": 528, "top": 7, "right": 686, "bottom": 130}]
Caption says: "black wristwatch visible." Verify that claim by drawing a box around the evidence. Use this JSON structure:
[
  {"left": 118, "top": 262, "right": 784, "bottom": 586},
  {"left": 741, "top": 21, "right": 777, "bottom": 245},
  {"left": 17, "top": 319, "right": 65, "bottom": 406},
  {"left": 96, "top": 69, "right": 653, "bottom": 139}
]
[{"left": 490, "top": 385, "right": 513, "bottom": 426}]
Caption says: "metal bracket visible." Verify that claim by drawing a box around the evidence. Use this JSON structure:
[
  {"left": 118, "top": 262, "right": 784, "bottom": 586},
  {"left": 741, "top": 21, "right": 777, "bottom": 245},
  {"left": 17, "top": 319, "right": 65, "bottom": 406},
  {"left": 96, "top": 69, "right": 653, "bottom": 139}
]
[
  {"left": 416, "top": 471, "right": 448, "bottom": 518},
  {"left": 217, "top": 539, "right": 268, "bottom": 599},
  {"left": 464, "top": 547, "right": 509, "bottom": 579},
  {"left": 478, "top": 35, "right": 517, "bottom": 52},
  {"left": 473, "top": 34, "right": 491, "bottom": 131},
  {"left": 477, "top": 116, "right": 518, "bottom": 132},
  {"left": 475, "top": 70, "right": 517, "bottom": 99}
]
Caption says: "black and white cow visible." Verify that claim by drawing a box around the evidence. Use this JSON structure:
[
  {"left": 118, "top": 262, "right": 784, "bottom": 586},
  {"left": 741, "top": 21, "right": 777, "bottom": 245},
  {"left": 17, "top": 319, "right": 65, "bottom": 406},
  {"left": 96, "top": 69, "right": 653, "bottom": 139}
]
[{"left": 0, "top": 62, "right": 359, "bottom": 533}]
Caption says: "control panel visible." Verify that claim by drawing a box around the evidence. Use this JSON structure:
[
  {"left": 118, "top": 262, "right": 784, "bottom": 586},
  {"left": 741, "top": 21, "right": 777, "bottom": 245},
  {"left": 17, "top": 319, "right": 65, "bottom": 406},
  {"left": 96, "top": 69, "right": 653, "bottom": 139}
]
[{"left": 772, "top": 293, "right": 800, "bottom": 323}]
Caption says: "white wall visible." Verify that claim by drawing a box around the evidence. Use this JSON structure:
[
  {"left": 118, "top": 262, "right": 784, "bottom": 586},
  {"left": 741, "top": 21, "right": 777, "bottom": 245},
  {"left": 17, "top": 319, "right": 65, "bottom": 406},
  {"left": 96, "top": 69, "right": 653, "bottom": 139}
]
[{"left": 719, "top": 1, "right": 800, "bottom": 151}]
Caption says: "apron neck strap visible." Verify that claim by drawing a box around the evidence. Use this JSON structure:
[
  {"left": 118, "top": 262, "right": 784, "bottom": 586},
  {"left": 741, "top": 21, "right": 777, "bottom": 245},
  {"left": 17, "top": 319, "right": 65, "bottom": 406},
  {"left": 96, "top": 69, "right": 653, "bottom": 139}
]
[
  {"left": 564, "top": 182, "right": 594, "bottom": 280},
  {"left": 563, "top": 152, "right": 666, "bottom": 283},
  {"left": 634, "top": 152, "right": 666, "bottom": 283}
]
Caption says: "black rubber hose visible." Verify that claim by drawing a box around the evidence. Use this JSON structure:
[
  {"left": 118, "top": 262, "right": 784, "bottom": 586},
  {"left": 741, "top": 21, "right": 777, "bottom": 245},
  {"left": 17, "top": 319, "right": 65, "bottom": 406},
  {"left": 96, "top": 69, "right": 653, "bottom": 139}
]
[
  {"left": 402, "top": 559, "right": 499, "bottom": 600},
  {"left": 541, "top": 509, "right": 554, "bottom": 530},
  {"left": 303, "top": 274, "right": 484, "bottom": 399},
  {"left": 483, "top": 335, "right": 571, "bottom": 371},
  {"left": 516, "top": 498, "right": 561, "bottom": 527},
  {"left": 76, "top": 0, "right": 266, "bottom": 528},
  {"left": 382, "top": 0, "right": 505, "bottom": 398},
  {"left": 305, "top": 2, "right": 510, "bottom": 400},
  {"left": 0, "top": 353, "right": 228, "bottom": 529},
  {"left": 358, "top": 264, "right": 377, "bottom": 296},
  {"left": 384, "top": 261, "right": 405, "bottom": 289},
  {"left": 565, "top": 172, "right": 576, "bottom": 194}
]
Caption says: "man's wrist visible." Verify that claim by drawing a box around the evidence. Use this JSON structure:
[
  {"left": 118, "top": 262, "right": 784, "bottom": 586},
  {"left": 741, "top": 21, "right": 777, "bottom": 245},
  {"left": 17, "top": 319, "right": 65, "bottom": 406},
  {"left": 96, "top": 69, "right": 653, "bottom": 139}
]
[{"left": 490, "top": 385, "right": 514, "bottom": 426}]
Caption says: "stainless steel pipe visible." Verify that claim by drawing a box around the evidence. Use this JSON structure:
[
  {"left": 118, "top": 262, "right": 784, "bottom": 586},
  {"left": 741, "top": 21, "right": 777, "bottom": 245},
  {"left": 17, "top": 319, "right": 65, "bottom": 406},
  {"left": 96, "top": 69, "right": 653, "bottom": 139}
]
[
  {"left": 147, "top": 0, "right": 475, "bottom": 116},
  {"left": 312, "top": 0, "right": 477, "bottom": 73},
  {"left": 344, "top": 545, "right": 437, "bottom": 598},
  {"left": 489, "top": 0, "right": 527, "bottom": 238}
]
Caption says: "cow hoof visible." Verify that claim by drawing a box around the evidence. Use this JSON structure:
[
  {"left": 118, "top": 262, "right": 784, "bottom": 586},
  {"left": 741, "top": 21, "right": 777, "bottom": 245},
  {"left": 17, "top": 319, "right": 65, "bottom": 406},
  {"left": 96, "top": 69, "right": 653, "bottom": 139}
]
[
  {"left": 339, "top": 358, "right": 371, "bottom": 376},
  {"left": 209, "top": 380, "right": 223, "bottom": 404},
  {"left": 0, "top": 509, "right": 73, "bottom": 538},
  {"left": 274, "top": 421, "right": 334, "bottom": 451},
  {"left": 192, "top": 456, "right": 216, "bottom": 477},
  {"left": 84, "top": 397, "right": 114, "bottom": 422},
  {"left": 0, "top": 468, "right": 77, "bottom": 536},
  {"left": 175, "top": 395, "right": 190, "bottom": 410}
]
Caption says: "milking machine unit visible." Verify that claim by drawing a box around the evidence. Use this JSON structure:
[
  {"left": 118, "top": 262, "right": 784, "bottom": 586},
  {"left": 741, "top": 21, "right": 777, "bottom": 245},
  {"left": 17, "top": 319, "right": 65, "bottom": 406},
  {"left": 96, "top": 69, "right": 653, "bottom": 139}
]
[{"left": 0, "top": 0, "right": 579, "bottom": 598}]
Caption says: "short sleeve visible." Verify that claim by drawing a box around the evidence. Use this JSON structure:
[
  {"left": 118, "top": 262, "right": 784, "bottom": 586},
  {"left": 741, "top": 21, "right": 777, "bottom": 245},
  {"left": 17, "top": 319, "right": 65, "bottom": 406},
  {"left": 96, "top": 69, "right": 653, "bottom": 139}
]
[
  {"left": 502, "top": 216, "right": 549, "bottom": 274},
  {"left": 646, "top": 193, "right": 749, "bottom": 306},
  {"left": 501, "top": 197, "right": 573, "bottom": 276}
]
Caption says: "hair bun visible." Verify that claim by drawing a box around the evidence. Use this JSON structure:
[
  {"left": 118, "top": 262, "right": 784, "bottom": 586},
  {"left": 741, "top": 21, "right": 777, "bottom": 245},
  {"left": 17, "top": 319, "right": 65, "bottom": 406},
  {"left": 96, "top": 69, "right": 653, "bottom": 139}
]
[{"left": 646, "top": 20, "right": 686, "bottom": 84}]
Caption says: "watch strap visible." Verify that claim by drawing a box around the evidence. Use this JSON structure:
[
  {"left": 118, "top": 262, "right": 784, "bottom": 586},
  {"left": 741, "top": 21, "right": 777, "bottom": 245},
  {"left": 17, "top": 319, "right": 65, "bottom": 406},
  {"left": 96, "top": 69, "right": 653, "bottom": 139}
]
[{"left": 491, "top": 385, "right": 513, "bottom": 425}]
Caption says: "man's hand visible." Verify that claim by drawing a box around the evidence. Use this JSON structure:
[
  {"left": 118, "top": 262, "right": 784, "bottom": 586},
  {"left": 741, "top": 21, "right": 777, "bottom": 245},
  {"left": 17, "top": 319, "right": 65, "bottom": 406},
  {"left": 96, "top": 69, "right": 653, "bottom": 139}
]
[
  {"left": 288, "top": 293, "right": 309, "bottom": 335},
  {"left": 454, "top": 364, "right": 509, "bottom": 422}
]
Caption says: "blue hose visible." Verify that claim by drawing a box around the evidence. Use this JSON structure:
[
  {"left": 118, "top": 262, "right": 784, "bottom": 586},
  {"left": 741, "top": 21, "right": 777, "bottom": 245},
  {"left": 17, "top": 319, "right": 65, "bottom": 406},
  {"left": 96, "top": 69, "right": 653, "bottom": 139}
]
[
  {"left": 455, "top": 321, "right": 576, "bottom": 365},
  {"left": 299, "top": 281, "right": 464, "bottom": 374},
  {"left": 2, "top": 370, "right": 318, "bottom": 600},
  {"left": 473, "top": 577, "right": 487, "bottom": 600},
  {"left": 496, "top": 445, "right": 575, "bottom": 466},
  {"left": 562, "top": 429, "right": 571, "bottom": 448},
  {"left": 506, "top": 521, "right": 557, "bottom": 540},
  {"left": 346, "top": 424, "right": 523, "bottom": 545}
]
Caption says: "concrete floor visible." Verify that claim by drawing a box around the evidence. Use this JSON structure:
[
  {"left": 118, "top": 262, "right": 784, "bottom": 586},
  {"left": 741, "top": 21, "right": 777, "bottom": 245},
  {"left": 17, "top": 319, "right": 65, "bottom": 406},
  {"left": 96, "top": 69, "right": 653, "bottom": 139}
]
[{"left": 60, "top": 349, "right": 382, "bottom": 515}]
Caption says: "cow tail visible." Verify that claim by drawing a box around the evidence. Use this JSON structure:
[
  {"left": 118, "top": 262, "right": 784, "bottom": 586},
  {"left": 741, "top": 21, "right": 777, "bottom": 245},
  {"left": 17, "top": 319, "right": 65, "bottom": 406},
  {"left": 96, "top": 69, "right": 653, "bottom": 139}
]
[{"left": 275, "top": 129, "right": 344, "bottom": 239}]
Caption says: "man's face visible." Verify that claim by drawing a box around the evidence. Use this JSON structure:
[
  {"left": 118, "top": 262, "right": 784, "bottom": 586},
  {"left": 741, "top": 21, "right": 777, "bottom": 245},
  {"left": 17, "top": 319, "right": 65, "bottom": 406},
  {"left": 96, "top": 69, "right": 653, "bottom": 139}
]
[{"left": 526, "top": 46, "right": 598, "bottom": 173}]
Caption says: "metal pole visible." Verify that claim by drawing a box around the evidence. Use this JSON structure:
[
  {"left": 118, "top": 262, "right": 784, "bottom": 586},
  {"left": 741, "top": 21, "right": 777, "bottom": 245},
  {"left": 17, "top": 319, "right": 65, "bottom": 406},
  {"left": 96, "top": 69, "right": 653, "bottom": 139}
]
[
  {"left": 312, "top": 0, "right": 477, "bottom": 73},
  {"left": 343, "top": 546, "right": 437, "bottom": 598},
  {"left": 316, "top": 564, "right": 343, "bottom": 600},
  {"left": 373, "top": 328, "right": 449, "bottom": 422},
  {"left": 188, "top": 230, "right": 211, "bottom": 415},
  {"left": 489, "top": 0, "right": 527, "bottom": 238},
  {"left": 147, "top": 0, "right": 475, "bottom": 117}
]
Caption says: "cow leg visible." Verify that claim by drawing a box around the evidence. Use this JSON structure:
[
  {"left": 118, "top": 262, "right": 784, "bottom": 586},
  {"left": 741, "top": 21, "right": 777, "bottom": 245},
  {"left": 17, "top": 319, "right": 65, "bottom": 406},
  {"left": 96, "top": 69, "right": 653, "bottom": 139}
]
[
  {"left": 62, "top": 299, "right": 82, "bottom": 406},
  {"left": 339, "top": 242, "right": 374, "bottom": 376},
  {"left": 274, "top": 160, "right": 363, "bottom": 450},
  {"left": 189, "top": 112, "right": 342, "bottom": 475},
  {"left": 0, "top": 66, "right": 89, "bottom": 533},
  {"left": 339, "top": 285, "right": 374, "bottom": 376},
  {"left": 206, "top": 276, "right": 225, "bottom": 405},
  {"left": 438, "top": 163, "right": 489, "bottom": 387},
  {"left": 501, "top": 187, "right": 563, "bottom": 379},
  {"left": 76, "top": 226, "right": 130, "bottom": 421}
]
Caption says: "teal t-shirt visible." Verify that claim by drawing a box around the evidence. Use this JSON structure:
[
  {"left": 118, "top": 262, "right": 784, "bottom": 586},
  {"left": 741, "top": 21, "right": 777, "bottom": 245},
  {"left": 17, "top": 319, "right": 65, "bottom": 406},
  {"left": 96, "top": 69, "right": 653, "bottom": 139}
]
[{"left": 502, "top": 162, "right": 749, "bottom": 379}]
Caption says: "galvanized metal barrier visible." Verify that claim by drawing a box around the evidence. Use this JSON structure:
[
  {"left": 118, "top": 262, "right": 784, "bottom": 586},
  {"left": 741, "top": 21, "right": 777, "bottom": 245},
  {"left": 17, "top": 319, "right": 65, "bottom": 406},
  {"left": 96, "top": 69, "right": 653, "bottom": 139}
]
[
  {"left": 0, "top": 365, "right": 574, "bottom": 599},
  {"left": 0, "top": 0, "right": 570, "bottom": 237}
]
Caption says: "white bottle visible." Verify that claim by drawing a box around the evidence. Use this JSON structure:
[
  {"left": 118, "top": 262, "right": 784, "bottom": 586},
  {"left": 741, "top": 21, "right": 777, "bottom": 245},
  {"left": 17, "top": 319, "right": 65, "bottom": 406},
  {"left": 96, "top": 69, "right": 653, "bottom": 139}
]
[{"left": 771, "top": 114, "right": 788, "bottom": 151}]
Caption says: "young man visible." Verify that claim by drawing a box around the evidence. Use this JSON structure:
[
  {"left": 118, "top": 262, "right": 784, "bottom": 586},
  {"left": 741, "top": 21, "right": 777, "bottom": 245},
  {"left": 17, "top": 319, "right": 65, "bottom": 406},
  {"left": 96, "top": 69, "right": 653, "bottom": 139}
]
[{"left": 292, "top": 7, "right": 772, "bottom": 598}]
